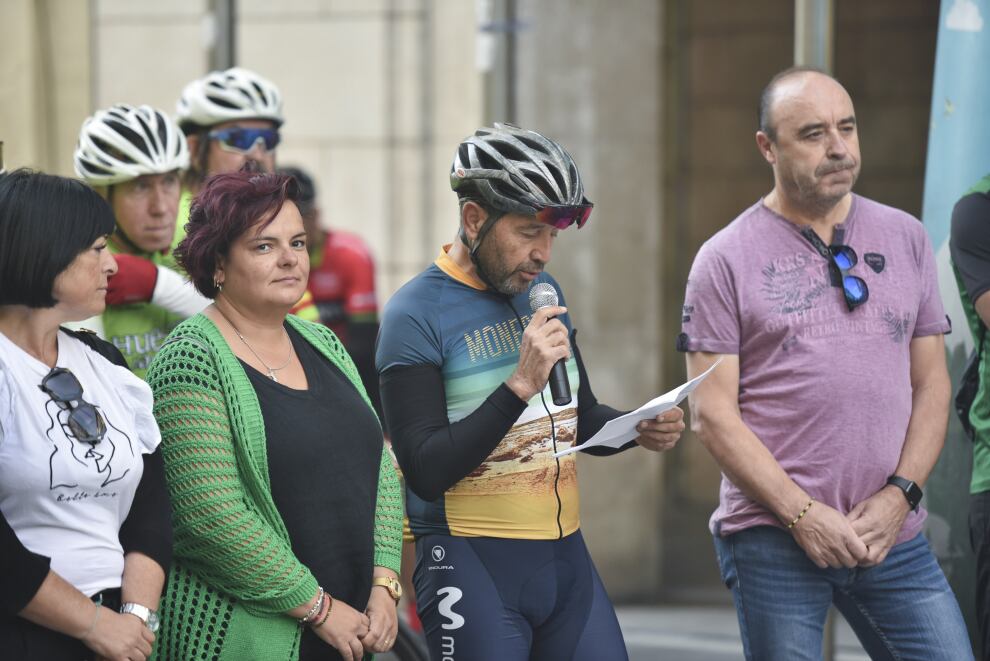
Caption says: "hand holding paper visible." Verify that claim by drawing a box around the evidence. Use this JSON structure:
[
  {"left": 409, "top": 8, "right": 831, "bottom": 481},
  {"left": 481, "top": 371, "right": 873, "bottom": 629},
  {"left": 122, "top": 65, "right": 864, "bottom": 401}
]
[{"left": 554, "top": 358, "right": 722, "bottom": 458}]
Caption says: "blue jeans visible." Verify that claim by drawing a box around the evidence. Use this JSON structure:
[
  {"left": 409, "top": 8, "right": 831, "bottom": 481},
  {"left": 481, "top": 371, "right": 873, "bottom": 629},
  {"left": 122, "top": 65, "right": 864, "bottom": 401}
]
[{"left": 714, "top": 526, "right": 974, "bottom": 661}]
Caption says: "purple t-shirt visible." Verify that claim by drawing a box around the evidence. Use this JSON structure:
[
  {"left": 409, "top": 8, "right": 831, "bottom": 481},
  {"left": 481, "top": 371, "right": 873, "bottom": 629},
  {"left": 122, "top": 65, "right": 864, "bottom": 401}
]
[{"left": 680, "top": 195, "right": 949, "bottom": 543}]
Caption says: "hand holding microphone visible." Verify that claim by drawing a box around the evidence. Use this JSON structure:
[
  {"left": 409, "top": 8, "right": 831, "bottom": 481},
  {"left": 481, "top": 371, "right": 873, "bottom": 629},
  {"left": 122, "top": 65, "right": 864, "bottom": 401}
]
[{"left": 504, "top": 283, "right": 572, "bottom": 404}]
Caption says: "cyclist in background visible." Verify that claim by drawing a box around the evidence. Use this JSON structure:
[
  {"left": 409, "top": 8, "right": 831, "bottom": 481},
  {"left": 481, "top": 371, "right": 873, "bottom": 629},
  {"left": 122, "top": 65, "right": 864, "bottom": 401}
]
[
  {"left": 73, "top": 104, "right": 205, "bottom": 378},
  {"left": 175, "top": 67, "right": 319, "bottom": 322}
]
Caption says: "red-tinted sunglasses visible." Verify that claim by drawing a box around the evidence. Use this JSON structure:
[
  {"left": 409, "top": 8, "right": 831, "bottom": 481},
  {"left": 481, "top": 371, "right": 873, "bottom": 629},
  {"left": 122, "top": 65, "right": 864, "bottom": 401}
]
[{"left": 535, "top": 203, "right": 593, "bottom": 229}]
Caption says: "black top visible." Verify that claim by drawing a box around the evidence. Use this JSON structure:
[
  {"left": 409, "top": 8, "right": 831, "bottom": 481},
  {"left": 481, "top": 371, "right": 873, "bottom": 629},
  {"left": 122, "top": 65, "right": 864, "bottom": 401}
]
[
  {"left": 951, "top": 189, "right": 990, "bottom": 307},
  {"left": 380, "top": 329, "right": 630, "bottom": 504},
  {"left": 243, "top": 325, "right": 382, "bottom": 661}
]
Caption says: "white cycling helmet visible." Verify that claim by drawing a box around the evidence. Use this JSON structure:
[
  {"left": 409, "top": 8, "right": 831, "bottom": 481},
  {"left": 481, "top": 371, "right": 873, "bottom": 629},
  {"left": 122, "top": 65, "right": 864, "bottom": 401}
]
[
  {"left": 74, "top": 104, "right": 189, "bottom": 186},
  {"left": 176, "top": 67, "right": 284, "bottom": 133}
]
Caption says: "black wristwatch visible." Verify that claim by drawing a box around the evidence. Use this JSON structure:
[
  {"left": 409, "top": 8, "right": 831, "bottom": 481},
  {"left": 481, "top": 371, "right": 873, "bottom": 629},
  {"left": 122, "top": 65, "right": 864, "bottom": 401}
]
[{"left": 886, "top": 475, "right": 923, "bottom": 512}]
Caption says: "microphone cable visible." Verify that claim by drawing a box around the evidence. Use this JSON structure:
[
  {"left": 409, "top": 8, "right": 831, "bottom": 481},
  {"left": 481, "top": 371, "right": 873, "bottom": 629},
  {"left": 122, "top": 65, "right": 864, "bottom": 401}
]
[{"left": 507, "top": 302, "right": 564, "bottom": 540}]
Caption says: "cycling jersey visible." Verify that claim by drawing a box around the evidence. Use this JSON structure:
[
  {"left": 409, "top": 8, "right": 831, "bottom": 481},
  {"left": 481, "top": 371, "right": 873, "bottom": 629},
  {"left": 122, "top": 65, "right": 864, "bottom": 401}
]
[
  {"left": 99, "top": 240, "right": 184, "bottom": 379},
  {"left": 309, "top": 229, "right": 381, "bottom": 416},
  {"left": 377, "top": 247, "right": 581, "bottom": 539},
  {"left": 308, "top": 229, "right": 378, "bottom": 341},
  {"left": 376, "top": 246, "right": 630, "bottom": 540}
]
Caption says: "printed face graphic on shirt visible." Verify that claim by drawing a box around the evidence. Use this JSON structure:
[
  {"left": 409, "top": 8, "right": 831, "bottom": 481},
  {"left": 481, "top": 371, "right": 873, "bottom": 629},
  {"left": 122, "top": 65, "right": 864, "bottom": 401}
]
[{"left": 45, "top": 399, "right": 134, "bottom": 490}]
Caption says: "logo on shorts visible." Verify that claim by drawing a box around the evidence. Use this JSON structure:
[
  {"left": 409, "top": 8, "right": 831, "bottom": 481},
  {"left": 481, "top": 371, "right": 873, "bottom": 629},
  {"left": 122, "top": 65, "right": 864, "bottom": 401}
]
[
  {"left": 437, "top": 587, "right": 465, "bottom": 630},
  {"left": 427, "top": 544, "right": 454, "bottom": 571}
]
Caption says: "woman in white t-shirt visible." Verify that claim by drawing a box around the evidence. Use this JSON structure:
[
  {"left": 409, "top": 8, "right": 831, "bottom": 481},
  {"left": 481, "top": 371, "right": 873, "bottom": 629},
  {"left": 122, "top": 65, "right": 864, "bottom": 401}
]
[{"left": 0, "top": 170, "right": 172, "bottom": 661}]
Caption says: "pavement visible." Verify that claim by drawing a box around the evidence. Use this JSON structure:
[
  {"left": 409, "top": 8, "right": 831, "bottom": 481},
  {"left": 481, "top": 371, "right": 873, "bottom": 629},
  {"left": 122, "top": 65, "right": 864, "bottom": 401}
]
[{"left": 617, "top": 605, "right": 871, "bottom": 661}]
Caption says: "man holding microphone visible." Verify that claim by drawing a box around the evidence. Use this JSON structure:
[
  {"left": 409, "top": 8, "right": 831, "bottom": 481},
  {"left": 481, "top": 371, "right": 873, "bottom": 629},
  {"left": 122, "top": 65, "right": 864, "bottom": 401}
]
[{"left": 376, "top": 123, "right": 684, "bottom": 660}]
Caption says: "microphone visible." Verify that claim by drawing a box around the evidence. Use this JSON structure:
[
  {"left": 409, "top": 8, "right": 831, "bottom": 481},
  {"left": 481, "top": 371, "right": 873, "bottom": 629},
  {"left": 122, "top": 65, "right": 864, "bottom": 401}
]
[{"left": 528, "top": 282, "right": 572, "bottom": 406}]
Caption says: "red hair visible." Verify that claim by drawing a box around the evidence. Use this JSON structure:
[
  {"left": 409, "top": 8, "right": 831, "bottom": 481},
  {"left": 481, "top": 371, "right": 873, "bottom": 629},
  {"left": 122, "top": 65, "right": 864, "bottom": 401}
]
[{"left": 176, "top": 169, "right": 299, "bottom": 298}]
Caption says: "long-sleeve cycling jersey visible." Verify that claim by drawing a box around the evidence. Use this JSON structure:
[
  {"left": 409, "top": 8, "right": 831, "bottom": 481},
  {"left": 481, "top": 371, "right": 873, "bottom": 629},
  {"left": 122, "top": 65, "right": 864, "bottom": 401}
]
[{"left": 376, "top": 246, "right": 633, "bottom": 541}]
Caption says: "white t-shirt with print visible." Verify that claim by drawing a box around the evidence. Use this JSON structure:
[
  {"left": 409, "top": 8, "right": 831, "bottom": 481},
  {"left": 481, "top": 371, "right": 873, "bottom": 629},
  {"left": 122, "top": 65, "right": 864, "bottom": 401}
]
[{"left": 0, "top": 330, "right": 161, "bottom": 596}]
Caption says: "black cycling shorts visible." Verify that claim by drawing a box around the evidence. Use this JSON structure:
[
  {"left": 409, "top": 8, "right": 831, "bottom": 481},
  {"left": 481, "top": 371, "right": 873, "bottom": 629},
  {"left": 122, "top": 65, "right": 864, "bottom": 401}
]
[{"left": 412, "top": 530, "right": 627, "bottom": 661}]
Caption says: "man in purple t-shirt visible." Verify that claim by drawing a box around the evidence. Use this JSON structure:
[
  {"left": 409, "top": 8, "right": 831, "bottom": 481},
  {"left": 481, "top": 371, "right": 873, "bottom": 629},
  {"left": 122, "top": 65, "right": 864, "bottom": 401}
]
[{"left": 680, "top": 67, "right": 972, "bottom": 660}]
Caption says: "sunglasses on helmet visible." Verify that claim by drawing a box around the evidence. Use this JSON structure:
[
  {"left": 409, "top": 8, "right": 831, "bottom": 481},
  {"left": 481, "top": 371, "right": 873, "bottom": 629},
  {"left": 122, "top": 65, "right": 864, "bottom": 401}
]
[
  {"left": 452, "top": 167, "right": 593, "bottom": 229},
  {"left": 534, "top": 203, "right": 594, "bottom": 230},
  {"left": 39, "top": 367, "right": 107, "bottom": 444},
  {"left": 208, "top": 127, "right": 281, "bottom": 154}
]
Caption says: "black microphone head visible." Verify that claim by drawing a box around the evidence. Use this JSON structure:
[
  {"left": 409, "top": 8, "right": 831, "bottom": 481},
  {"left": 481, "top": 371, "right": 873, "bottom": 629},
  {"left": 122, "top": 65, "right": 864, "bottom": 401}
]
[{"left": 529, "top": 282, "right": 558, "bottom": 312}]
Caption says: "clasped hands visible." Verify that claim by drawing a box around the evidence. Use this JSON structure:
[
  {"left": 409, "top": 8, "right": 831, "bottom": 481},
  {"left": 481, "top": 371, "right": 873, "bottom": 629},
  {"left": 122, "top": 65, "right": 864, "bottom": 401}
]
[
  {"left": 791, "top": 485, "right": 911, "bottom": 569},
  {"left": 310, "top": 587, "right": 397, "bottom": 661}
]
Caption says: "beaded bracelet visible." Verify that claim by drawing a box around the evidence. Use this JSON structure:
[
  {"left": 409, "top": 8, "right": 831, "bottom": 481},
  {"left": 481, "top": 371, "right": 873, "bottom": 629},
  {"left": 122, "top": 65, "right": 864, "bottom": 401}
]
[
  {"left": 787, "top": 499, "right": 814, "bottom": 529},
  {"left": 299, "top": 587, "right": 325, "bottom": 626},
  {"left": 312, "top": 594, "right": 334, "bottom": 629}
]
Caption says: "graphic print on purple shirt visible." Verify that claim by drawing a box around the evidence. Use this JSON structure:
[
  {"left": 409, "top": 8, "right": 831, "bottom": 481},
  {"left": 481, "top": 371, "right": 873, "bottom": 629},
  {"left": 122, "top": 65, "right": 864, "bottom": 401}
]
[{"left": 680, "top": 195, "right": 950, "bottom": 543}]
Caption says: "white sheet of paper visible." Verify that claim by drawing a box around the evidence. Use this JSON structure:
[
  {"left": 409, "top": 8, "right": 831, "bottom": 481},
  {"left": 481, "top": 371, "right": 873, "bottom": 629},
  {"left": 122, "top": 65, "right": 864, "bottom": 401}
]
[{"left": 553, "top": 358, "right": 723, "bottom": 458}]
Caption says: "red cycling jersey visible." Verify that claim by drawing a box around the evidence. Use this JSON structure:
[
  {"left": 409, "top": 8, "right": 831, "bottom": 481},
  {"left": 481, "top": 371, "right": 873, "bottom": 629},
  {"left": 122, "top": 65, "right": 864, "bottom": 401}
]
[{"left": 307, "top": 229, "right": 378, "bottom": 343}]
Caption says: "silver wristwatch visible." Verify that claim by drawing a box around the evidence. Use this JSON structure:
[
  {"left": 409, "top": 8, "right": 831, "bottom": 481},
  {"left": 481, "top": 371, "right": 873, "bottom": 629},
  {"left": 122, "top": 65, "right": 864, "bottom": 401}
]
[{"left": 120, "top": 602, "right": 161, "bottom": 633}]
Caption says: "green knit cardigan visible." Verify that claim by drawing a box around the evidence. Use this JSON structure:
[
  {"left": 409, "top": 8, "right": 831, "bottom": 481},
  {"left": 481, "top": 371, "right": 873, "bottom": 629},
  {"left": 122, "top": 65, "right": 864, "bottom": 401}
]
[{"left": 146, "top": 313, "right": 403, "bottom": 661}]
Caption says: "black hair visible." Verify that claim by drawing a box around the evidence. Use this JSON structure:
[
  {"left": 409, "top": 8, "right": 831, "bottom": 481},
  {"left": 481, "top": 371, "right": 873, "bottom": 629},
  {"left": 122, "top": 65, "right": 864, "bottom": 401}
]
[
  {"left": 0, "top": 169, "right": 116, "bottom": 307},
  {"left": 278, "top": 165, "right": 316, "bottom": 216},
  {"left": 182, "top": 128, "right": 213, "bottom": 189},
  {"left": 758, "top": 66, "right": 830, "bottom": 141}
]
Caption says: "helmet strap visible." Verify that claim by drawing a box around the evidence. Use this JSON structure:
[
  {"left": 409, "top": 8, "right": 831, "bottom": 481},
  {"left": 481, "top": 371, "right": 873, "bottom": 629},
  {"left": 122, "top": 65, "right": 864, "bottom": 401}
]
[{"left": 467, "top": 211, "right": 508, "bottom": 294}]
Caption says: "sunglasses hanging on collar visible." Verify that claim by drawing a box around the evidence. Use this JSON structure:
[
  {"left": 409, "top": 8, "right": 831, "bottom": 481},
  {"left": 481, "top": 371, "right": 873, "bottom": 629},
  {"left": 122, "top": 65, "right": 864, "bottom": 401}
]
[
  {"left": 800, "top": 226, "right": 869, "bottom": 312},
  {"left": 39, "top": 367, "right": 108, "bottom": 444}
]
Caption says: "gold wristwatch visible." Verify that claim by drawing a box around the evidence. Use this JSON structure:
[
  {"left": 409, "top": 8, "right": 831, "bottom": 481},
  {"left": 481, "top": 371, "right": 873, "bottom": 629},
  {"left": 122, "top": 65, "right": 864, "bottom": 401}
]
[{"left": 371, "top": 576, "right": 402, "bottom": 603}]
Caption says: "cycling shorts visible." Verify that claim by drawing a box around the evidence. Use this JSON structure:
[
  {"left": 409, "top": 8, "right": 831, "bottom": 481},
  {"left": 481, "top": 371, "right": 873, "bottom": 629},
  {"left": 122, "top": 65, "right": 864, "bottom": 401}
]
[{"left": 412, "top": 530, "right": 627, "bottom": 661}]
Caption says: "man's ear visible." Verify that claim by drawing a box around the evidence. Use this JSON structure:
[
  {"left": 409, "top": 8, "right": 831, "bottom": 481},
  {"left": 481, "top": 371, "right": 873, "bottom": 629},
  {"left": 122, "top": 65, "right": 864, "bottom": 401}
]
[
  {"left": 756, "top": 131, "right": 776, "bottom": 165},
  {"left": 460, "top": 201, "right": 488, "bottom": 247}
]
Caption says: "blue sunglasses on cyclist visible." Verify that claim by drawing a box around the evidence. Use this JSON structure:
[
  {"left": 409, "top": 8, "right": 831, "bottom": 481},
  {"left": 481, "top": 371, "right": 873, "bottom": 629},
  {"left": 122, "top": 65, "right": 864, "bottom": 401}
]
[
  {"left": 208, "top": 127, "right": 281, "bottom": 154},
  {"left": 829, "top": 245, "right": 869, "bottom": 311}
]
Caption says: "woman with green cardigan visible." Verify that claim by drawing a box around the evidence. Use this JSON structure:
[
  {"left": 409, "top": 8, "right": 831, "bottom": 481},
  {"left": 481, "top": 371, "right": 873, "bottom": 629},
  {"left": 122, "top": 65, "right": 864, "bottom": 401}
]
[{"left": 147, "top": 170, "right": 402, "bottom": 660}]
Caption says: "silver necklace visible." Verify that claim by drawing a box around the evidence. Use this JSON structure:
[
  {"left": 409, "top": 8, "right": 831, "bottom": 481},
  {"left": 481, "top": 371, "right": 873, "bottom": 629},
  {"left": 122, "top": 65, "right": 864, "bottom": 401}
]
[{"left": 217, "top": 309, "right": 293, "bottom": 382}]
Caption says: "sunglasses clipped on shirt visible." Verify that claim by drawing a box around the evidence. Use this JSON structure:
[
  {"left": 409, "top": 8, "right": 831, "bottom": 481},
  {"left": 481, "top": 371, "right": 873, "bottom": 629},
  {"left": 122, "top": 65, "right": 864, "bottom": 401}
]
[
  {"left": 208, "top": 127, "right": 281, "bottom": 154},
  {"left": 799, "top": 226, "right": 869, "bottom": 312},
  {"left": 39, "top": 367, "right": 107, "bottom": 444},
  {"left": 829, "top": 245, "right": 869, "bottom": 311}
]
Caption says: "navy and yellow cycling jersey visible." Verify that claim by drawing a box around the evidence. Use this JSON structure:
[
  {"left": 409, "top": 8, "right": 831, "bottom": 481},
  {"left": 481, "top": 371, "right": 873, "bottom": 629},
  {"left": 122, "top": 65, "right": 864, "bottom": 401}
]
[{"left": 377, "top": 245, "right": 630, "bottom": 541}]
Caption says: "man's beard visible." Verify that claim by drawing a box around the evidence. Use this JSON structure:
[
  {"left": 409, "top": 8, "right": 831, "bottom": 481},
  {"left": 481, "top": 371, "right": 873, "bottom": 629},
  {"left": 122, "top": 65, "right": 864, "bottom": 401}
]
[{"left": 476, "top": 238, "right": 544, "bottom": 296}]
